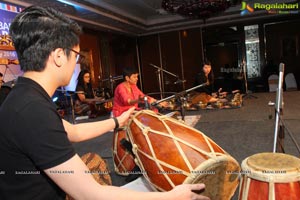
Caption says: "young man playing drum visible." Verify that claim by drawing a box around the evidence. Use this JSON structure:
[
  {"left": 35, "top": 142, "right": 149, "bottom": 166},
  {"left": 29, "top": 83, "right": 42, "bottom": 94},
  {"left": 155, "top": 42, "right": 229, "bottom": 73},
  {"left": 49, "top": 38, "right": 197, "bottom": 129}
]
[{"left": 0, "top": 6, "right": 209, "bottom": 200}]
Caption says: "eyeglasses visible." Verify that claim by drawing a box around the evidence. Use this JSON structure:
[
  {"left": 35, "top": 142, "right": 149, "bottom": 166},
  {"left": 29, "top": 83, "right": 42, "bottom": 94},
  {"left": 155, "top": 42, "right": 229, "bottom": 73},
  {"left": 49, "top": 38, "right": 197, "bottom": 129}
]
[{"left": 67, "top": 48, "right": 84, "bottom": 64}]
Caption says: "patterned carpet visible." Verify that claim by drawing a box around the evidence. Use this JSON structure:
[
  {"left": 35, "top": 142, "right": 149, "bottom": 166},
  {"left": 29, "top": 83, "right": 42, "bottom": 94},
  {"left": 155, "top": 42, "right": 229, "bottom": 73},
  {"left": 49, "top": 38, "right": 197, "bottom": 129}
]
[{"left": 182, "top": 114, "right": 201, "bottom": 127}]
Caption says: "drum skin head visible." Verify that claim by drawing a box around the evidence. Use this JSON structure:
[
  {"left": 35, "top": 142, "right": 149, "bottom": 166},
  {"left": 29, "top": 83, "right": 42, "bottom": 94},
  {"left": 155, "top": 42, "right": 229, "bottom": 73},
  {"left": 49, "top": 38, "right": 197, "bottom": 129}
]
[
  {"left": 242, "top": 152, "right": 300, "bottom": 183},
  {"left": 247, "top": 152, "right": 300, "bottom": 172},
  {"left": 184, "top": 155, "right": 240, "bottom": 200}
]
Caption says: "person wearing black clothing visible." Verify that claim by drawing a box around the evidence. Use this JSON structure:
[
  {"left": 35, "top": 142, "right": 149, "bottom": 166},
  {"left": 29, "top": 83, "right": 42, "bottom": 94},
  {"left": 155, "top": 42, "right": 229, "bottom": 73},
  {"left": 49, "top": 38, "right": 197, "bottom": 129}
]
[
  {"left": 0, "top": 5, "right": 208, "bottom": 200},
  {"left": 75, "top": 69, "right": 103, "bottom": 118},
  {"left": 193, "top": 60, "right": 218, "bottom": 103}
]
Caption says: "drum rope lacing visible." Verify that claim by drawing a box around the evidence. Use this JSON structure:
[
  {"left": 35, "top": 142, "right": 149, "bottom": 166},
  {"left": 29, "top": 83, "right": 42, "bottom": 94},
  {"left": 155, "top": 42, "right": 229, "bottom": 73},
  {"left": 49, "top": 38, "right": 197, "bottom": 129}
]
[
  {"left": 129, "top": 110, "right": 225, "bottom": 189},
  {"left": 113, "top": 127, "right": 134, "bottom": 175}
]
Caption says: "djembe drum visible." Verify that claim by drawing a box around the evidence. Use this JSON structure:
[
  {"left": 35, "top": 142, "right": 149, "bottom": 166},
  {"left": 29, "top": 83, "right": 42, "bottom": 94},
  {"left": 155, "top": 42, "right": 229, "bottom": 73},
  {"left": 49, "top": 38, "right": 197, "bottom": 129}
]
[
  {"left": 112, "top": 128, "right": 136, "bottom": 176},
  {"left": 239, "top": 152, "right": 300, "bottom": 200},
  {"left": 127, "top": 110, "right": 240, "bottom": 199}
]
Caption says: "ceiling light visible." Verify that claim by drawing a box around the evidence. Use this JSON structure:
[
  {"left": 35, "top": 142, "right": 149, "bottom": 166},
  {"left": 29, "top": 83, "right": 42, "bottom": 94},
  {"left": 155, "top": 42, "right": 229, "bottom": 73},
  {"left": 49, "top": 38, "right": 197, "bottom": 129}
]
[{"left": 162, "top": 0, "right": 234, "bottom": 19}]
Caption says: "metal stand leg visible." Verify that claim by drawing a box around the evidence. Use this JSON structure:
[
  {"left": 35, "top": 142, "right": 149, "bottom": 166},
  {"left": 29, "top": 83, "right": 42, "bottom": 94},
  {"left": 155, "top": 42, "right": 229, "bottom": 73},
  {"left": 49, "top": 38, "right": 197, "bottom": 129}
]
[
  {"left": 273, "top": 63, "right": 284, "bottom": 153},
  {"left": 69, "top": 94, "right": 76, "bottom": 124}
]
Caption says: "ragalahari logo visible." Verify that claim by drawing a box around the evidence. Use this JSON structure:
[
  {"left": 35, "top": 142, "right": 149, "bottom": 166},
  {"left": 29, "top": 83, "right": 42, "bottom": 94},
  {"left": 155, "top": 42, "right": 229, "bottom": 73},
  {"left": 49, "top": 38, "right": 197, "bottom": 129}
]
[
  {"left": 240, "top": 2, "right": 254, "bottom": 15},
  {"left": 240, "top": 1, "right": 299, "bottom": 15}
]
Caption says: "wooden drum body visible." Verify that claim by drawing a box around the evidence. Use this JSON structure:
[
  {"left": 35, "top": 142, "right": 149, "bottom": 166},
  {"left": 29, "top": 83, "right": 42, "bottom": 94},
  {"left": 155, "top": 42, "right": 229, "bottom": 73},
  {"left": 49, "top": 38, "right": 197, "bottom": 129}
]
[
  {"left": 239, "top": 152, "right": 300, "bottom": 200},
  {"left": 112, "top": 128, "right": 136, "bottom": 176},
  {"left": 127, "top": 110, "right": 240, "bottom": 199}
]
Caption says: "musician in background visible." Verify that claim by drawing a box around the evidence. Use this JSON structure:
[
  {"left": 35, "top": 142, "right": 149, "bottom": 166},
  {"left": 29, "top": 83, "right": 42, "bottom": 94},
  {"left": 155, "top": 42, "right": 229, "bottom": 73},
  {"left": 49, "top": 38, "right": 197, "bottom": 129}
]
[
  {"left": 112, "top": 67, "right": 167, "bottom": 117},
  {"left": 75, "top": 69, "right": 104, "bottom": 118},
  {"left": 193, "top": 60, "right": 218, "bottom": 103}
]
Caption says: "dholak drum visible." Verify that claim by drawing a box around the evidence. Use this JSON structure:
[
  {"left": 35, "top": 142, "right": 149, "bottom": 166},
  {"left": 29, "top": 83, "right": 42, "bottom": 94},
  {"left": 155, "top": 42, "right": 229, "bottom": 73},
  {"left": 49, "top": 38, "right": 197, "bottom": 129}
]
[
  {"left": 239, "top": 152, "right": 300, "bottom": 200},
  {"left": 112, "top": 127, "right": 136, "bottom": 176},
  {"left": 66, "top": 152, "right": 112, "bottom": 200},
  {"left": 127, "top": 110, "right": 240, "bottom": 199}
]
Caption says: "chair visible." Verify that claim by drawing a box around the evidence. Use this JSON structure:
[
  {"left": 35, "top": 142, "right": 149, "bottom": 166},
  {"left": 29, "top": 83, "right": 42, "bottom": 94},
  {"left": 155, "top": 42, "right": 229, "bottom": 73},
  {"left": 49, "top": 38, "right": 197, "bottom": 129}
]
[
  {"left": 285, "top": 73, "right": 298, "bottom": 91},
  {"left": 268, "top": 74, "right": 279, "bottom": 92}
]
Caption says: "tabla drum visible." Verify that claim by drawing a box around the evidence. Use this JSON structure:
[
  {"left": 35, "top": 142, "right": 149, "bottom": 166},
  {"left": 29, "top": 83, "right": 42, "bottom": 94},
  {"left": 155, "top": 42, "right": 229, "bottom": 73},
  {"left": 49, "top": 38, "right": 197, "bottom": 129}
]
[
  {"left": 239, "top": 152, "right": 300, "bottom": 200},
  {"left": 127, "top": 110, "right": 240, "bottom": 199},
  {"left": 112, "top": 127, "right": 136, "bottom": 176}
]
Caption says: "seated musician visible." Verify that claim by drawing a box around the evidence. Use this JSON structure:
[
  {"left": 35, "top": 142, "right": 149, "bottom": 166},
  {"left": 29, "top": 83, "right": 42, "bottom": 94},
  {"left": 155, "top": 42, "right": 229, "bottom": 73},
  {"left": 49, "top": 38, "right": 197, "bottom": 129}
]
[
  {"left": 193, "top": 60, "right": 219, "bottom": 104},
  {"left": 75, "top": 69, "right": 104, "bottom": 118},
  {"left": 112, "top": 67, "right": 167, "bottom": 117}
]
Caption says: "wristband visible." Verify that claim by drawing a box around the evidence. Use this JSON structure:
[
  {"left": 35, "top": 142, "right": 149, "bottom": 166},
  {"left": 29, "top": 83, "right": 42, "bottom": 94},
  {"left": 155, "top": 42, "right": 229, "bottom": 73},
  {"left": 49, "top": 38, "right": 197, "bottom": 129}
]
[{"left": 113, "top": 117, "right": 119, "bottom": 130}]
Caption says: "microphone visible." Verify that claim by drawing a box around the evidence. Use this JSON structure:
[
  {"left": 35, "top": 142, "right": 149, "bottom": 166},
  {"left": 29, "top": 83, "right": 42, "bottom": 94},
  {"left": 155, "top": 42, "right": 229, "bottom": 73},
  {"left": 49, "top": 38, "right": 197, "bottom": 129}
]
[
  {"left": 174, "top": 79, "right": 186, "bottom": 84},
  {"left": 144, "top": 96, "right": 150, "bottom": 109}
]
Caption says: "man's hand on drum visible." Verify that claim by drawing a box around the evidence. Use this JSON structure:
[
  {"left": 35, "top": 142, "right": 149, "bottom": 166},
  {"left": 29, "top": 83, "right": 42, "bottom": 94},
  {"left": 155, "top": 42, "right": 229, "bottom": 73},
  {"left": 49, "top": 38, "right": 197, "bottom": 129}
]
[
  {"left": 116, "top": 107, "right": 135, "bottom": 127},
  {"left": 166, "top": 184, "right": 210, "bottom": 200}
]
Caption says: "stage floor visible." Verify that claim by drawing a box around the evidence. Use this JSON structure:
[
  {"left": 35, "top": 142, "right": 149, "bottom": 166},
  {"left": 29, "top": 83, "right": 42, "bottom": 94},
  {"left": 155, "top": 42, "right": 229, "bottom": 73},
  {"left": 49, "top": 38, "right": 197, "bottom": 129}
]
[{"left": 71, "top": 91, "right": 300, "bottom": 199}]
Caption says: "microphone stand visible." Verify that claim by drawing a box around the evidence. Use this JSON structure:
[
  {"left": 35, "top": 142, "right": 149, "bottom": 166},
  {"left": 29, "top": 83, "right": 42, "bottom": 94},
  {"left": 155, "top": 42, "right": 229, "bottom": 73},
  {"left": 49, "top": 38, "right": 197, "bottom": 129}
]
[
  {"left": 152, "top": 83, "right": 208, "bottom": 120},
  {"left": 149, "top": 63, "right": 185, "bottom": 98},
  {"left": 272, "top": 62, "right": 300, "bottom": 155},
  {"left": 149, "top": 63, "right": 179, "bottom": 78},
  {"left": 273, "top": 63, "right": 285, "bottom": 153},
  {"left": 101, "top": 75, "right": 123, "bottom": 96}
]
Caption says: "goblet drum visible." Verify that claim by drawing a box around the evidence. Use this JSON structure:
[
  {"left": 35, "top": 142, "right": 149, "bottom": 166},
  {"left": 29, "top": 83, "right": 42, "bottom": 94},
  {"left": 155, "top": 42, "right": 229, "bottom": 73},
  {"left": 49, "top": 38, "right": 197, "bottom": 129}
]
[
  {"left": 127, "top": 110, "right": 240, "bottom": 199},
  {"left": 239, "top": 152, "right": 300, "bottom": 200}
]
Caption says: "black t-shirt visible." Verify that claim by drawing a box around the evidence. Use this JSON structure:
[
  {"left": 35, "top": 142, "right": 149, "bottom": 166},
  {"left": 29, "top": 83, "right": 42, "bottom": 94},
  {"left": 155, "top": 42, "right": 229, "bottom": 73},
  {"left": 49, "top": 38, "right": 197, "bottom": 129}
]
[
  {"left": 0, "top": 77, "right": 75, "bottom": 200},
  {"left": 0, "top": 86, "right": 11, "bottom": 106},
  {"left": 194, "top": 72, "right": 214, "bottom": 94}
]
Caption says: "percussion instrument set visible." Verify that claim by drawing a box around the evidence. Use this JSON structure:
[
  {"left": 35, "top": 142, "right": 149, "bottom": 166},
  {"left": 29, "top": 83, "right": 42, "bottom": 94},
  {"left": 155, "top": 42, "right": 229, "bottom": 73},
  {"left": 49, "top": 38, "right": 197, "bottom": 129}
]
[
  {"left": 111, "top": 82, "right": 300, "bottom": 199},
  {"left": 112, "top": 109, "right": 300, "bottom": 199},
  {"left": 54, "top": 87, "right": 113, "bottom": 123}
]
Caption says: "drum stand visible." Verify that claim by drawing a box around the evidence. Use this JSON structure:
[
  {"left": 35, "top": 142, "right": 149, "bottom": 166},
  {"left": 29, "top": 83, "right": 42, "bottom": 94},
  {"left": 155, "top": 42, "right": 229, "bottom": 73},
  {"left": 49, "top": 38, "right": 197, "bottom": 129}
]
[
  {"left": 152, "top": 83, "right": 208, "bottom": 120},
  {"left": 272, "top": 63, "right": 300, "bottom": 155}
]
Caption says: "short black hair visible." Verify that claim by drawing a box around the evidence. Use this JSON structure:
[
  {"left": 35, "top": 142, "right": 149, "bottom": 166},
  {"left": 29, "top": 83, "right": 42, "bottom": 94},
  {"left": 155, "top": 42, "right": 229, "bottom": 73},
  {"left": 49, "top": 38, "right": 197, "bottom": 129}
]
[
  {"left": 122, "top": 67, "right": 139, "bottom": 79},
  {"left": 9, "top": 6, "right": 82, "bottom": 72}
]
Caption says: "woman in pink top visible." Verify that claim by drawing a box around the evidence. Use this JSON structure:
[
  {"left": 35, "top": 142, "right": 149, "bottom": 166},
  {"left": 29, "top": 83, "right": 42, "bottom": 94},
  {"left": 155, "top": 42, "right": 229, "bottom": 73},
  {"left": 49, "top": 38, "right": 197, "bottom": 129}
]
[{"left": 113, "top": 67, "right": 165, "bottom": 117}]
